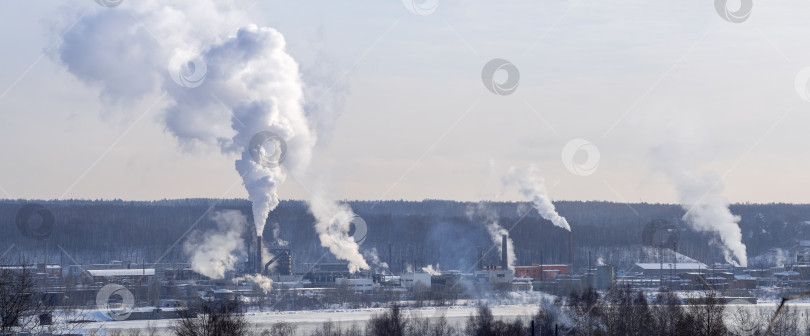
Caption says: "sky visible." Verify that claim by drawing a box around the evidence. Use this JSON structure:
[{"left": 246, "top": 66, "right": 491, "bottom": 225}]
[{"left": 0, "top": 0, "right": 809, "bottom": 204}]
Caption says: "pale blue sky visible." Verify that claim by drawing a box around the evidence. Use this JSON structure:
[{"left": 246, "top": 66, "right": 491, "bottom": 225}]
[{"left": 1, "top": 0, "right": 809, "bottom": 203}]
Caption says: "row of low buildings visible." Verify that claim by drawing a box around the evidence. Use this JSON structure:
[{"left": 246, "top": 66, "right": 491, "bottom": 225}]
[{"left": 615, "top": 261, "right": 810, "bottom": 291}]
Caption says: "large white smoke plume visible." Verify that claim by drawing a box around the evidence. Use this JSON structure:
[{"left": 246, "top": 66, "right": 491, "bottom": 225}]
[
  {"left": 184, "top": 210, "right": 246, "bottom": 279},
  {"left": 497, "top": 163, "right": 571, "bottom": 231},
  {"left": 651, "top": 128, "right": 747, "bottom": 267},
  {"left": 55, "top": 1, "right": 368, "bottom": 270}
]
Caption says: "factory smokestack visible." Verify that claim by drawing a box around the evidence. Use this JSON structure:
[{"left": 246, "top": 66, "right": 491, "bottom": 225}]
[
  {"left": 568, "top": 230, "right": 573, "bottom": 268},
  {"left": 502, "top": 235, "right": 508, "bottom": 270},
  {"left": 256, "top": 236, "right": 263, "bottom": 274}
]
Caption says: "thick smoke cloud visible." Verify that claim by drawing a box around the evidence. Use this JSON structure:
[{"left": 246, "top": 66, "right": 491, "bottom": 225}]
[
  {"left": 651, "top": 129, "right": 747, "bottom": 267},
  {"left": 55, "top": 1, "right": 368, "bottom": 270},
  {"left": 184, "top": 210, "right": 246, "bottom": 279},
  {"left": 56, "top": 2, "right": 309, "bottom": 238},
  {"left": 499, "top": 164, "right": 571, "bottom": 231}
]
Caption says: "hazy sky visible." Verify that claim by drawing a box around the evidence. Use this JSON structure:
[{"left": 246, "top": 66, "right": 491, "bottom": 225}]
[{"left": 1, "top": 0, "right": 809, "bottom": 204}]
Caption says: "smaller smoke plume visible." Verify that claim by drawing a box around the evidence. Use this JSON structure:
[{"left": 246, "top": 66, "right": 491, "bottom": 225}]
[
  {"left": 487, "top": 223, "right": 515, "bottom": 270},
  {"left": 466, "top": 203, "right": 516, "bottom": 270},
  {"left": 308, "top": 196, "right": 369, "bottom": 273},
  {"left": 677, "top": 172, "right": 747, "bottom": 266},
  {"left": 184, "top": 210, "right": 247, "bottom": 279},
  {"left": 650, "top": 127, "right": 747, "bottom": 267},
  {"left": 750, "top": 248, "right": 786, "bottom": 267},
  {"left": 501, "top": 164, "right": 571, "bottom": 231},
  {"left": 233, "top": 274, "right": 273, "bottom": 293},
  {"left": 271, "top": 222, "right": 288, "bottom": 246},
  {"left": 421, "top": 264, "right": 442, "bottom": 276},
  {"left": 363, "top": 248, "right": 389, "bottom": 271},
  {"left": 261, "top": 244, "right": 276, "bottom": 274},
  {"left": 405, "top": 264, "right": 414, "bottom": 274}
]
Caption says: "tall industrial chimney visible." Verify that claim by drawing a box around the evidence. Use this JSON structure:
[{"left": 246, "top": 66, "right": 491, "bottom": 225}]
[
  {"left": 501, "top": 235, "right": 508, "bottom": 270},
  {"left": 568, "top": 230, "right": 573, "bottom": 268},
  {"left": 256, "top": 236, "right": 263, "bottom": 274}
]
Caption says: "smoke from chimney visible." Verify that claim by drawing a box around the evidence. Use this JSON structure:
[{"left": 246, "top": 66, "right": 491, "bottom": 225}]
[
  {"left": 495, "top": 162, "right": 571, "bottom": 231},
  {"left": 184, "top": 210, "right": 247, "bottom": 279},
  {"left": 467, "top": 202, "right": 515, "bottom": 270},
  {"left": 501, "top": 235, "right": 508, "bottom": 270},
  {"left": 650, "top": 124, "right": 747, "bottom": 267},
  {"left": 54, "top": 1, "right": 370, "bottom": 271}
]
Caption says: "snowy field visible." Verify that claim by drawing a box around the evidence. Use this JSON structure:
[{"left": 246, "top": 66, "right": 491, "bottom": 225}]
[
  {"left": 81, "top": 304, "right": 537, "bottom": 335},
  {"left": 75, "top": 292, "right": 810, "bottom": 335}
]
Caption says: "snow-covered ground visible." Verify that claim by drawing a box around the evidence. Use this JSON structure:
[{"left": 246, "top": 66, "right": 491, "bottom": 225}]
[
  {"left": 73, "top": 291, "right": 810, "bottom": 335},
  {"left": 81, "top": 304, "right": 537, "bottom": 335}
]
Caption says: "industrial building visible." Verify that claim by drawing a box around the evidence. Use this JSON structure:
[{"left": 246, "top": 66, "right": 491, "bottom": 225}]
[
  {"left": 627, "top": 262, "right": 709, "bottom": 277},
  {"left": 400, "top": 272, "right": 432, "bottom": 289},
  {"left": 514, "top": 264, "right": 569, "bottom": 279},
  {"left": 82, "top": 268, "right": 155, "bottom": 285},
  {"left": 335, "top": 277, "right": 374, "bottom": 292}
]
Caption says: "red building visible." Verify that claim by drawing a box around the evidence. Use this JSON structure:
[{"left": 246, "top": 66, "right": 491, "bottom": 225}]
[{"left": 514, "top": 265, "right": 569, "bottom": 279}]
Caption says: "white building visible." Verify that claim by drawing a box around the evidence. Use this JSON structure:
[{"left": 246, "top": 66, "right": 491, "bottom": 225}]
[
  {"left": 335, "top": 278, "right": 374, "bottom": 292},
  {"left": 474, "top": 269, "right": 514, "bottom": 284},
  {"left": 400, "top": 272, "right": 432, "bottom": 290},
  {"left": 627, "top": 262, "right": 709, "bottom": 277}
]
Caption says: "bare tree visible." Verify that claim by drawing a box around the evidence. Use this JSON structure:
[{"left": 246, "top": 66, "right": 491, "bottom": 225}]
[
  {"left": 407, "top": 315, "right": 431, "bottom": 336},
  {"left": 412, "top": 282, "right": 430, "bottom": 308},
  {"left": 728, "top": 304, "right": 766, "bottom": 336},
  {"left": 430, "top": 314, "right": 458, "bottom": 336},
  {"left": 768, "top": 304, "right": 799, "bottom": 336},
  {"left": 172, "top": 299, "right": 250, "bottom": 336},
  {"left": 0, "top": 261, "right": 52, "bottom": 334},
  {"left": 600, "top": 285, "right": 653, "bottom": 336},
  {"left": 344, "top": 323, "right": 363, "bottom": 336},
  {"left": 145, "top": 321, "right": 160, "bottom": 336},
  {"left": 567, "top": 288, "right": 602, "bottom": 336},
  {"left": 265, "top": 321, "right": 297, "bottom": 336},
  {"left": 311, "top": 320, "right": 344, "bottom": 336},
  {"left": 686, "top": 291, "right": 727, "bottom": 336},
  {"left": 465, "top": 304, "right": 496, "bottom": 336},
  {"left": 464, "top": 304, "right": 525, "bottom": 336},
  {"left": 804, "top": 310, "right": 810, "bottom": 336},
  {"left": 367, "top": 304, "right": 408, "bottom": 336},
  {"left": 650, "top": 291, "right": 688, "bottom": 336},
  {"left": 248, "top": 322, "right": 297, "bottom": 336}
]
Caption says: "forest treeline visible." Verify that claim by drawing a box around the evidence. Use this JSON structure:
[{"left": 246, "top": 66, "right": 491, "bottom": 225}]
[{"left": 1, "top": 199, "right": 810, "bottom": 270}]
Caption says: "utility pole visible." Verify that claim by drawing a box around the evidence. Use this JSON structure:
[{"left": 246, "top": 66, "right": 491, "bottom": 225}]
[
  {"left": 659, "top": 247, "right": 663, "bottom": 288},
  {"left": 540, "top": 251, "right": 544, "bottom": 281}
]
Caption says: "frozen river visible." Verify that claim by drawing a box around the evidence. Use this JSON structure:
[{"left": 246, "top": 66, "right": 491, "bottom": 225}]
[
  {"left": 79, "top": 299, "right": 810, "bottom": 335},
  {"left": 82, "top": 304, "right": 538, "bottom": 335}
]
